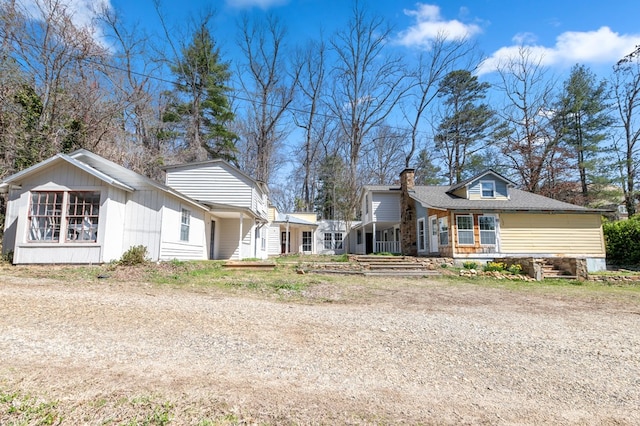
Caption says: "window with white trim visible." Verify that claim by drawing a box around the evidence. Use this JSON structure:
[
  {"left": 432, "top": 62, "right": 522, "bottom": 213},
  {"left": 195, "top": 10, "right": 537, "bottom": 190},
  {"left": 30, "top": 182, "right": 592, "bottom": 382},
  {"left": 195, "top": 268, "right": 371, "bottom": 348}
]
[
  {"left": 479, "top": 215, "right": 496, "bottom": 245},
  {"left": 456, "top": 215, "right": 474, "bottom": 245},
  {"left": 324, "top": 232, "right": 343, "bottom": 250},
  {"left": 417, "top": 218, "right": 426, "bottom": 251},
  {"left": 302, "top": 231, "right": 312, "bottom": 252},
  {"left": 480, "top": 181, "right": 495, "bottom": 198},
  {"left": 334, "top": 232, "right": 343, "bottom": 249},
  {"left": 29, "top": 191, "right": 100, "bottom": 243},
  {"left": 180, "top": 208, "right": 190, "bottom": 242},
  {"left": 438, "top": 217, "right": 449, "bottom": 246}
]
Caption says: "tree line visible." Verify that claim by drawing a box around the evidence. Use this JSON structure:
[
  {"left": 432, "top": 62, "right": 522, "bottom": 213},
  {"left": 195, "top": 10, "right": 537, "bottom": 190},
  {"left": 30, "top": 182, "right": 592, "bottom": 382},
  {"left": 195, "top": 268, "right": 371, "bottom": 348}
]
[{"left": 1, "top": 0, "right": 639, "bottom": 223}]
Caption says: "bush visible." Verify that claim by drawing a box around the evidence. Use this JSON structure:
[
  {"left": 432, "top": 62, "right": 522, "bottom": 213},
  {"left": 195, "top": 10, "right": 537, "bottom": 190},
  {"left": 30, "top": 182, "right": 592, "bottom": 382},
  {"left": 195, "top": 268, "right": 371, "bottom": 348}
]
[
  {"left": 119, "top": 245, "right": 148, "bottom": 266},
  {"left": 462, "top": 261, "right": 478, "bottom": 270},
  {"left": 483, "top": 261, "right": 506, "bottom": 272},
  {"left": 603, "top": 216, "right": 640, "bottom": 267},
  {"left": 508, "top": 264, "right": 523, "bottom": 275}
]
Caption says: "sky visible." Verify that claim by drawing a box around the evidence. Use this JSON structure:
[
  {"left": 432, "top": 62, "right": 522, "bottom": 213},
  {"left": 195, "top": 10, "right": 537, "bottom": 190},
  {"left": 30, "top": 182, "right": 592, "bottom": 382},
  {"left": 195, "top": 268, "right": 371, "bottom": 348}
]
[{"left": 27, "top": 0, "right": 640, "bottom": 79}]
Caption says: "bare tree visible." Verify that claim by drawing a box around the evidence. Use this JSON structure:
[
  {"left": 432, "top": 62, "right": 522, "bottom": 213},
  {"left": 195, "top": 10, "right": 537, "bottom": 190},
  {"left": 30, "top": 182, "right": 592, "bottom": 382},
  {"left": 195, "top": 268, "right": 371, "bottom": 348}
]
[
  {"left": 237, "top": 14, "right": 298, "bottom": 184},
  {"left": 328, "top": 1, "right": 408, "bottom": 181},
  {"left": 612, "top": 50, "right": 640, "bottom": 217},
  {"left": 402, "top": 33, "right": 476, "bottom": 168},
  {"left": 360, "top": 124, "right": 406, "bottom": 184},
  {"left": 495, "top": 46, "right": 562, "bottom": 194},
  {"left": 291, "top": 38, "right": 329, "bottom": 211}
]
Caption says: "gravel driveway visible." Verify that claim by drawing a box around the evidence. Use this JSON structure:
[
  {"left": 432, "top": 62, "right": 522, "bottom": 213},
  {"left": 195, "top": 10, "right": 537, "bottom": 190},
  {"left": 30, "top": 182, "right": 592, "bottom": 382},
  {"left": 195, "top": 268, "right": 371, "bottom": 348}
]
[{"left": 1, "top": 272, "right": 639, "bottom": 425}]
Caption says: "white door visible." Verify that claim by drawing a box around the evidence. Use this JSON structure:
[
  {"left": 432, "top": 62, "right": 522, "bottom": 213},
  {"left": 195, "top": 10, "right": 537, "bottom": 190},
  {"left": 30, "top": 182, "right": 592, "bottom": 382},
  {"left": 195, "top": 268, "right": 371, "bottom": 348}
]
[{"left": 429, "top": 215, "right": 439, "bottom": 253}]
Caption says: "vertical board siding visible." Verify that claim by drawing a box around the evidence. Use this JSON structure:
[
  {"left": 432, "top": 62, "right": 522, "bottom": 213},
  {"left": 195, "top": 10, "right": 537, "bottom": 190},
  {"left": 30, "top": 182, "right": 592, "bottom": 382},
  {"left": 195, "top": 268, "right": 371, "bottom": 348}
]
[
  {"left": 372, "top": 192, "right": 401, "bottom": 222},
  {"left": 122, "top": 189, "right": 163, "bottom": 261},
  {"left": 500, "top": 213, "right": 605, "bottom": 255},
  {"left": 267, "top": 225, "right": 281, "bottom": 256},
  {"left": 101, "top": 187, "right": 127, "bottom": 263},
  {"left": 165, "top": 164, "right": 254, "bottom": 208}
]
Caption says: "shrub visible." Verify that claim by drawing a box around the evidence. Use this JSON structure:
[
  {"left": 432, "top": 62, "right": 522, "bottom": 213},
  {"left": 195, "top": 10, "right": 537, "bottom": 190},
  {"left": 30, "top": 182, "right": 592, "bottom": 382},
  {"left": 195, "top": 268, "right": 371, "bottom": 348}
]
[
  {"left": 508, "top": 263, "right": 523, "bottom": 275},
  {"left": 119, "top": 245, "right": 148, "bottom": 266},
  {"left": 603, "top": 216, "right": 640, "bottom": 267},
  {"left": 462, "top": 261, "right": 478, "bottom": 270},
  {"left": 483, "top": 261, "right": 506, "bottom": 272}
]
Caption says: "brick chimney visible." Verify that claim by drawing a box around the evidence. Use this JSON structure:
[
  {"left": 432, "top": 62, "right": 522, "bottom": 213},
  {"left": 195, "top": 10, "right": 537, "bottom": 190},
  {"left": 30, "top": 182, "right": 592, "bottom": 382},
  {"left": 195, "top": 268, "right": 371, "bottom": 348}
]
[{"left": 400, "top": 169, "right": 417, "bottom": 256}]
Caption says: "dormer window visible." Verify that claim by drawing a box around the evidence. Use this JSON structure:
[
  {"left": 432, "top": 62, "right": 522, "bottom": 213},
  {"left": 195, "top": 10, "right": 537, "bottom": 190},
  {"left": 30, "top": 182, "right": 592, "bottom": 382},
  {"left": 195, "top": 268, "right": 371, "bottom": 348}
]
[{"left": 480, "top": 181, "right": 495, "bottom": 198}]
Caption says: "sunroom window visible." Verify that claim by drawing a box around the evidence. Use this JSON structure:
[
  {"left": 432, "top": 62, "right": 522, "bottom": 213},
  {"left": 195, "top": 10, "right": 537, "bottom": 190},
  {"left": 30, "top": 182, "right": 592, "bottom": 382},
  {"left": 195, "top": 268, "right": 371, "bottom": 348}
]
[{"left": 29, "top": 191, "right": 100, "bottom": 242}]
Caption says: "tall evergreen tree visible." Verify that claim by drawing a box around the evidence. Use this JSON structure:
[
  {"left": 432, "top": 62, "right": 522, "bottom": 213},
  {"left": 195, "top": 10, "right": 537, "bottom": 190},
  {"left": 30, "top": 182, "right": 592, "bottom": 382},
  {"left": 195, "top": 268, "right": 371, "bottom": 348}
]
[
  {"left": 556, "top": 64, "right": 612, "bottom": 204},
  {"left": 434, "top": 70, "right": 503, "bottom": 184},
  {"left": 164, "top": 21, "right": 237, "bottom": 163}
]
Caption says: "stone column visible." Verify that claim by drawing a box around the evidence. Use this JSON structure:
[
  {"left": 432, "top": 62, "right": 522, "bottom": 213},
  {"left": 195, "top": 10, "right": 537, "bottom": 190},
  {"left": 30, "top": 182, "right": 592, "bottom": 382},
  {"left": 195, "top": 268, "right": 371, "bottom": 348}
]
[{"left": 400, "top": 168, "right": 417, "bottom": 256}]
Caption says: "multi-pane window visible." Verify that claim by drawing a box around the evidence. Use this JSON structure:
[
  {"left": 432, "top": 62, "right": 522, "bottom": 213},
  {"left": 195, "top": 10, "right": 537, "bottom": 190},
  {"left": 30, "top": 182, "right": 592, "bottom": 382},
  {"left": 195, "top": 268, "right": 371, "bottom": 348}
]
[
  {"left": 479, "top": 215, "right": 496, "bottom": 245},
  {"left": 439, "top": 217, "right": 449, "bottom": 246},
  {"left": 302, "top": 231, "right": 312, "bottom": 252},
  {"left": 481, "top": 181, "right": 495, "bottom": 198},
  {"left": 29, "top": 191, "right": 100, "bottom": 243},
  {"left": 323, "top": 232, "right": 343, "bottom": 250},
  {"left": 66, "top": 192, "right": 100, "bottom": 241},
  {"left": 29, "top": 192, "right": 63, "bottom": 241},
  {"left": 180, "top": 208, "right": 190, "bottom": 242},
  {"left": 456, "top": 215, "right": 474, "bottom": 245},
  {"left": 417, "top": 218, "right": 426, "bottom": 251}
]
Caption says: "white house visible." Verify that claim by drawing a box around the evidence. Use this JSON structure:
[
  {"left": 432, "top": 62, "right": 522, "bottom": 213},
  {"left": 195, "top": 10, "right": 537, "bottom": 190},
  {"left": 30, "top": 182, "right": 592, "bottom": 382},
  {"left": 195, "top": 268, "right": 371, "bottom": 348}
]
[{"left": 1, "top": 150, "right": 270, "bottom": 264}]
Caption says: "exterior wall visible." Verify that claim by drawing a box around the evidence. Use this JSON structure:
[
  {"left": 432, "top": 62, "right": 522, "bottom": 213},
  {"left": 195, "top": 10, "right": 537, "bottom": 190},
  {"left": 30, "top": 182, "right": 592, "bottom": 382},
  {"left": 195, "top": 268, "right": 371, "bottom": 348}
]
[
  {"left": 451, "top": 212, "right": 500, "bottom": 256},
  {"left": 121, "top": 189, "right": 164, "bottom": 261},
  {"left": 289, "top": 212, "right": 317, "bottom": 223},
  {"left": 101, "top": 187, "right": 127, "bottom": 263},
  {"left": 158, "top": 196, "right": 207, "bottom": 261},
  {"left": 372, "top": 192, "right": 401, "bottom": 222},
  {"left": 317, "top": 220, "right": 347, "bottom": 255},
  {"left": 499, "top": 213, "right": 605, "bottom": 256},
  {"left": 217, "top": 216, "right": 254, "bottom": 260},
  {"left": 433, "top": 210, "right": 453, "bottom": 257},
  {"left": 165, "top": 163, "right": 255, "bottom": 209},
  {"left": 467, "top": 177, "right": 509, "bottom": 200},
  {"left": 267, "top": 224, "right": 281, "bottom": 256},
  {"left": 7, "top": 163, "right": 108, "bottom": 264}
]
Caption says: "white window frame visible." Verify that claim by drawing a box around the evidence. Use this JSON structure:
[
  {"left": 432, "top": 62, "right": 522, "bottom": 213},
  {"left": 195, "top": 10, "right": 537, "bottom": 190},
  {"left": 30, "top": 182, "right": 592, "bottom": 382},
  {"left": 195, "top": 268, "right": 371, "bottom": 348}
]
[
  {"left": 480, "top": 180, "right": 496, "bottom": 198},
  {"left": 417, "top": 218, "right": 426, "bottom": 251},
  {"left": 180, "top": 208, "right": 190, "bottom": 242},
  {"left": 302, "top": 231, "right": 313, "bottom": 252},
  {"left": 438, "top": 217, "right": 449, "bottom": 246},
  {"left": 456, "top": 215, "right": 475, "bottom": 246},
  {"left": 334, "top": 232, "right": 343, "bottom": 250},
  {"left": 479, "top": 214, "right": 497, "bottom": 246}
]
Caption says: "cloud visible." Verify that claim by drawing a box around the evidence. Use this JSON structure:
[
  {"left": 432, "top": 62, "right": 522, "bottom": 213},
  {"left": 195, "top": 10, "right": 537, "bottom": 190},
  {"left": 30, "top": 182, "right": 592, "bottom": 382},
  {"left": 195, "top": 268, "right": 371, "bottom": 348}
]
[
  {"left": 397, "top": 3, "right": 482, "bottom": 48},
  {"left": 19, "top": 0, "right": 113, "bottom": 48},
  {"left": 225, "top": 0, "right": 289, "bottom": 9},
  {"left": 478, "top": 26, "right": 640, "bottom": 75}
]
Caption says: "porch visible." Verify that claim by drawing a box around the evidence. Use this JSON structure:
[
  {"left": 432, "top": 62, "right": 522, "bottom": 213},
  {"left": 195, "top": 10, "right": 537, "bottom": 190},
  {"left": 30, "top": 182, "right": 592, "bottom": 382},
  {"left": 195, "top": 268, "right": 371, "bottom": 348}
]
[{"left": 353, "top": 221, "right": 402, "bottom": 255}]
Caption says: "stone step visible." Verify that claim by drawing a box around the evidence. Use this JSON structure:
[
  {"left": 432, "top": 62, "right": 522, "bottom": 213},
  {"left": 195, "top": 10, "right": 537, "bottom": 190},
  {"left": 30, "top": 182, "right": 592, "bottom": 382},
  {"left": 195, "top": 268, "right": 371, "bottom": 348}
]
[
  {"left": 224, "top": 261, "right": 276, "bottom": 270},
  {"left": 363, "top": 270, "right": 441, "bottom": 277}
]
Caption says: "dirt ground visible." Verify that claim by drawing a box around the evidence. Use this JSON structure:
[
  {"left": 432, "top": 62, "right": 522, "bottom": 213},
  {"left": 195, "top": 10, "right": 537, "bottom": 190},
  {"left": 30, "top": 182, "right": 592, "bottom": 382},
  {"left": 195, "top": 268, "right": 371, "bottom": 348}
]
[{"left": 1, "top": 269, "right": 640, "bottom": 425}]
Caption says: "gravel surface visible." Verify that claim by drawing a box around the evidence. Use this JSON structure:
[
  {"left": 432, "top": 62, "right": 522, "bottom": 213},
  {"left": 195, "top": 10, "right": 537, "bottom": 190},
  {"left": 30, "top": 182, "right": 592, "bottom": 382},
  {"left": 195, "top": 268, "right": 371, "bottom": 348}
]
[{"left": 1, "top": 272, "right": 639, "bottom": 425}]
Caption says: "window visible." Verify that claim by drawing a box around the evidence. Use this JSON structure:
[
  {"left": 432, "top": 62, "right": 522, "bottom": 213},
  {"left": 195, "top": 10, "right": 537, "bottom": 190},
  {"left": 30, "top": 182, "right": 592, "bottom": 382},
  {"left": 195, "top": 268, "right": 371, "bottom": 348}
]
[
  {"left": 334, "top": 233, "right": 343, "bottom": 249},
  {"left": 29, "top": 192, "right": 63, "bottom": 241},
  {"left": 302, "top": 231, "right": 312, "bottom": 252},
  {"left": 481, "top": 181, "right": 495, "bottom": 198},
  {"left": 417, "top": 218, "right": 426, "bottom": 251},
  {"left": 180, "top": 208, "right": 190, "bottom": 242},
  {"left": 324, "top": 232, "right": 333, "bottom": 249},
  {"left": 479, "top": 215, "right": 496, "bottom": 245},
  {"left": 66, "top": 192, "right": 100, "bottom": 241},
  {"left": 324, "top": 232, "right": 343, "bottom": 250},
  {"left": 357, "top": 229, "right": 362, "bottom": 245},
  {"left": 456, "top": 215, "right": 474, "bottom": 245},
  {"left": 29, "top": 191, "right": 100, "bottom": 243},
  {"left": 438, "top": 217, "right": 449, "bottom": 246}
]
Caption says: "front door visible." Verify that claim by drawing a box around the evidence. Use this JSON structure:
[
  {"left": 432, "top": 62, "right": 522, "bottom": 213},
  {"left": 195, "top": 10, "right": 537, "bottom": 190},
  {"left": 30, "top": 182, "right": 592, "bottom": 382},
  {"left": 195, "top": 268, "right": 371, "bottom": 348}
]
[
  {"left": 281, "top": 231, "right": 290, "bottom": 254},
  {"left": 429, "top": 215, "right": 439, "bottom": 253}
]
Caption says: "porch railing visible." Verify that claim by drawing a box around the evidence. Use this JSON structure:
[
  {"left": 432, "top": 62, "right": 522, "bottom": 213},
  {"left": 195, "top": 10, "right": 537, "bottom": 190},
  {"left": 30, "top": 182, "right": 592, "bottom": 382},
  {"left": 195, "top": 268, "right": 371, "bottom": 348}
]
[{"left": 375, "top": 241, "right": 401, "bottom": 254}]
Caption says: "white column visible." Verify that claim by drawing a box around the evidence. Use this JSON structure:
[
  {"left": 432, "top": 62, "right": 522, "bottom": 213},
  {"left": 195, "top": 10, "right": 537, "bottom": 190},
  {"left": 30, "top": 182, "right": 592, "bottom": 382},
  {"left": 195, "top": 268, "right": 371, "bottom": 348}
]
[
  {"left": 238, "top": 213, "right": 244, "bottom": 260},
  {"left": 372, "top": 222, "right": 377, "bottom": 254}
]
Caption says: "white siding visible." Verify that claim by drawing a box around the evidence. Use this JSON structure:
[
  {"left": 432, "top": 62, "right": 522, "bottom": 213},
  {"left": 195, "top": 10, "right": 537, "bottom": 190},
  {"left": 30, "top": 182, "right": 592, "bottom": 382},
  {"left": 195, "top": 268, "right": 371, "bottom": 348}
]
[
  {"left": 217, "top": 217, "right": 253, "bottom": 260},
  {"left": 159, "top": 196, "right": 208, "bottom": 261},
  {"left": 372, "top": 192, "right": 401, "bottom": 222},
  {"left": 165, "top": 163, "right": 254, "bottom": 208},
  {"left": 121, "top": 189, "right": 164, "bottom": 261},
  {"left": 101, "top": 187, "right": 127, "bottom": 263},
  {"left": 267, "top": 224, "right": 281, "bottom": 256}
]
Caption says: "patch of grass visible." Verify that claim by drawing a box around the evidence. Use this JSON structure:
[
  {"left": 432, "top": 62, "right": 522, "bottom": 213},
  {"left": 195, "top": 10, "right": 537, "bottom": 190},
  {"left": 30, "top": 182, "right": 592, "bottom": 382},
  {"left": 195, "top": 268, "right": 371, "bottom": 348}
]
[{"left": 0, "top": 390, "right": 62, "bottom": 425}]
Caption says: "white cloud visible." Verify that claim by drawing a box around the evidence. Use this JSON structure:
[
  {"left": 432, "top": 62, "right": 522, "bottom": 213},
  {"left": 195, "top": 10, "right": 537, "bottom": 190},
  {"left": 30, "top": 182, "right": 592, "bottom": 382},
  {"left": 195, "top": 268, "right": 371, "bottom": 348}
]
[
  {"left": 397, "top": 3, "right": 482, "bottom": 48},
  {"left": 225, "top": 0, "right": 289, "bottom": 9},
  {"left": 19, "top": 0, "right": 113, "bottom": 48},
  {"left": 478, "top": 26, "right": 640, "bottom": 75}
]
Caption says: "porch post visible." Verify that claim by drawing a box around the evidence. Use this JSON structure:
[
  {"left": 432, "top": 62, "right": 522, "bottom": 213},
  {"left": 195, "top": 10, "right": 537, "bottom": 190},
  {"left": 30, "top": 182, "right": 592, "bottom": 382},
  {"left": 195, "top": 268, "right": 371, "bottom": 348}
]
[
  {"left": 285, "top": 215, "right": 290, "bottom": 255},
  {"left": 238, "top": 213, "right": 244, "bottom": 260},
  {"left": 372, "top": 222, "right": 376, "bottom": 254}
]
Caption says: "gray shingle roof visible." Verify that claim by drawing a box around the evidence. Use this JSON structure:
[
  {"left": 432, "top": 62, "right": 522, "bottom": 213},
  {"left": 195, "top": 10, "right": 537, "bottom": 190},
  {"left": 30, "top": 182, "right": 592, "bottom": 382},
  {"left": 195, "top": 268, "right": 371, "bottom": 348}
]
[{"left": 411, "top": 185, "right": 607, "bottom": 213}]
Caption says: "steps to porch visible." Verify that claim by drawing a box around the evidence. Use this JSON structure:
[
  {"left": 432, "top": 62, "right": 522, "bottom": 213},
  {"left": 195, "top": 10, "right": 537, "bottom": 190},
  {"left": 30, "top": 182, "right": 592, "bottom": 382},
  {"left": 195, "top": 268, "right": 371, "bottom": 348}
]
[
  {"left": 540, "top": 260, "right": 577, "bottom": 280},
  {"left": 223, "top": 261, "right": 276, "bottom": 271},
  {"left": 353, "top": 255, "right": 443, "bottom": 277}
]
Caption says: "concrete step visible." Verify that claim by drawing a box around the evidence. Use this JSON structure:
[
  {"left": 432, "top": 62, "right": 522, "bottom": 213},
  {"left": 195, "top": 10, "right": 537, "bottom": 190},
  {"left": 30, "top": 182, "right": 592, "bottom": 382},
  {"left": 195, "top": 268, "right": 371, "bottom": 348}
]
[{"left": 224, "top": 261, "right": 276, "bottom": 270}]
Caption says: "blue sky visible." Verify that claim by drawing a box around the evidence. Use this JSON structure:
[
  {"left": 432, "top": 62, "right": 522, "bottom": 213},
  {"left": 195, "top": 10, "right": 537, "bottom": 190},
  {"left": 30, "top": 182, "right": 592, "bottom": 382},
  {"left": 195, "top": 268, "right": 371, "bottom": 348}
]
[{"left": 29, "top": 0, "right": 640, "bottom": 79}]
